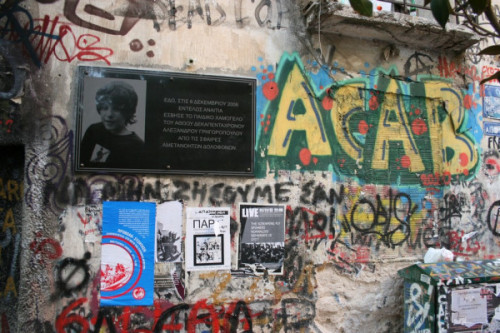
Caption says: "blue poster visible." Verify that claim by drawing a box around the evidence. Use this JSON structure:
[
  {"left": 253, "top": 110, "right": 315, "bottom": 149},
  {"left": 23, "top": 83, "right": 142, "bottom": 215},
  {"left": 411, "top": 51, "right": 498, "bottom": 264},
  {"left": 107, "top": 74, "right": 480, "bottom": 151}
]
[
  {"left": 483, "top": 85, "right": 500, "bottom": 119},
  {"left": 100, "top": 201, "right": 156, "bottom": 306}
]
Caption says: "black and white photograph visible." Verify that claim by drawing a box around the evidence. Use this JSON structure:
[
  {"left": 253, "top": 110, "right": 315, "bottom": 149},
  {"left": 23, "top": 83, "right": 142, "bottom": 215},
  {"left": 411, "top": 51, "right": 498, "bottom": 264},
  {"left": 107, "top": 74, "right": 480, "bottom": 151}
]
[
  {"left": 78, "top": 76, "right": 147, "bottom": 169},
  {"left": 75, "top": 66, "right": 256, "bottom": 175},
  {"left": 155, "top": 201, "right": 183, "bottom": 263},
  {"left": 239, "top": 204, "right": 286, "bottom": 275},
  {"left": 194, "top": 235, "right": 224, "bottom": 266},
  {"left": 240, "top": 242, "right": 285, "bottom": 274}
]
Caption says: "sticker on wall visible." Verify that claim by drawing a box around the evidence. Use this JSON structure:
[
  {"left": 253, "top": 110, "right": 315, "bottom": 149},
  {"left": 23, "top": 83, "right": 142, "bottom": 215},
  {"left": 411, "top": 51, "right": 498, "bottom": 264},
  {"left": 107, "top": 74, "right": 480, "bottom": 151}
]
[
  {"left": 156, "top": 200, "right": 183, "bottom": 263},
  {"left": 185, "top": 207, "right": 231, "bottom": 271},
  {"left": 238, "top": 204, "right": 286, "bottom": 275},
  {"left": 83, "top": 204, "right": 102, "bottom": 243},
  {"left": 100, "top": 201, "right": 156, "bottom": 306},
  {"left": 154, "top": 262, "right": 185, "bottom": 301},
  {"left": 485, "top": 122, "right": 500, "bottom": 137}
]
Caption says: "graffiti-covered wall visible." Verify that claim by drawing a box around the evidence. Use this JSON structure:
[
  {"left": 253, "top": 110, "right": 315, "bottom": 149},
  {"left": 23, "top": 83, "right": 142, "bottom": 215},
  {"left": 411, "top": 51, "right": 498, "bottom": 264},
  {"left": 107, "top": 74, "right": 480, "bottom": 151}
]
[{"left": 0, "top": 0, "right": 499, "bottom": 332}]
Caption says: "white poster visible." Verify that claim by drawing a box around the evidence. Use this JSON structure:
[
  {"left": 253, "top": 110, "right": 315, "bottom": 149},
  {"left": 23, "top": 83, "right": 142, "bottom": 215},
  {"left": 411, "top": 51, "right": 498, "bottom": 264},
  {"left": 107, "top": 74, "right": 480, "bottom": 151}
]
[
  {"left": 451, "top": 287, "right": 488, "bottom": 327},
  {"left": 155, "top": 201, "right": 183, "bottom": 263},
  {"left": 186, "top": 207, "right": 231, "bottom": 271}
]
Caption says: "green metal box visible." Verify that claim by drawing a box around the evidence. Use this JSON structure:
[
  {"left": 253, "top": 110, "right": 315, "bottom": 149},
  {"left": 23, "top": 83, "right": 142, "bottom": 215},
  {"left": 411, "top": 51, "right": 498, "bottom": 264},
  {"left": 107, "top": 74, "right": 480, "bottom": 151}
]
[{"left": 398, "top": 260, "right": 500, "bottom": 332}]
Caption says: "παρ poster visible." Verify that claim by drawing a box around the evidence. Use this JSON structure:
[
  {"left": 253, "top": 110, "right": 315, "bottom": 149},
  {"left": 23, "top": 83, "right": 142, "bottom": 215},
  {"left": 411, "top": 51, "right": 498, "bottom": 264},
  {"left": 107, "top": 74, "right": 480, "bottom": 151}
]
[
  {"left": 239, "top": 204, "right": 285, "bottom": 275},
  {"left": 186, "top": 207, "right": 231, "bottom": 271},
  {"left": 100, "top": 201, "right": 156, "bottom": 306}
]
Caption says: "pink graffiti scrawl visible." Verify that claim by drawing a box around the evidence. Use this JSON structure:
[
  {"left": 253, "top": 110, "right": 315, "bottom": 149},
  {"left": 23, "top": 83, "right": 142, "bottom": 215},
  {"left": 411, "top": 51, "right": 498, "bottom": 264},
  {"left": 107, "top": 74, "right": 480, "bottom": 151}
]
[{"left": 64, "top": 0, "right": 148, "bottom": 35}]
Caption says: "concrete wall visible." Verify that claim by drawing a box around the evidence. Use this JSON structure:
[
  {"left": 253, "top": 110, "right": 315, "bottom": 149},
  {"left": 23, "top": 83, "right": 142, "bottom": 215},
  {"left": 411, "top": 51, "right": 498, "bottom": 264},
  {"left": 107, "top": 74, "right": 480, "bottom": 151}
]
[{"left": 0, "top": 0, "right": 498, "bottom": 332}]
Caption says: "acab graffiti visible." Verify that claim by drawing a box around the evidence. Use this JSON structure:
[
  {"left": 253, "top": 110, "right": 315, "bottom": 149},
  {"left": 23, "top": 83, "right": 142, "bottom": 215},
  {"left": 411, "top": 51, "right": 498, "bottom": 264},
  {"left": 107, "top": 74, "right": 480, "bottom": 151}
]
[{"left": 257, "top": 53, "right": 479, "bottom": 184}]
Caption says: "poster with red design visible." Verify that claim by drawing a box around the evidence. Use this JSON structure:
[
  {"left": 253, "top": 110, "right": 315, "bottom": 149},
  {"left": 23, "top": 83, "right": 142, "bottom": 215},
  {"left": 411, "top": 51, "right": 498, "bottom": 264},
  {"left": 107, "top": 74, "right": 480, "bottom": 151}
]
[{"left": 100, "top": 201, "right": 156, "bottom": 306}]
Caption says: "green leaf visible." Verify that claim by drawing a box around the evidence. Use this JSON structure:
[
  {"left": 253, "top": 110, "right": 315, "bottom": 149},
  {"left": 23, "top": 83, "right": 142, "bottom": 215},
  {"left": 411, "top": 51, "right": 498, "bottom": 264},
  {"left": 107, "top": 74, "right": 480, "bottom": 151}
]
[
  {"left": 469, "top": 0, "right": 489, "bottom": 14},
  {"left": 478, "top": 45, "right": 500, "bottom": 55},
  {"left": 431, "top": 0, "right": 450, "bottom": 29},
  {"left": 480, "top": 71, "right": 500, "bottom": 85},
  {"left": 349, "top": 0, "right": 373, "bottom": 16}
]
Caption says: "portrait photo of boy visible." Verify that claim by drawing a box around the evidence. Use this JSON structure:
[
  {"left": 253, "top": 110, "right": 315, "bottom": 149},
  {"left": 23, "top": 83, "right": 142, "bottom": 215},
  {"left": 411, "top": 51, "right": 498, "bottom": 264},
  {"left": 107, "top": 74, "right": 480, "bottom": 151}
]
[{"left": 79, "top": 77, "right": 147, "bottom": 169}]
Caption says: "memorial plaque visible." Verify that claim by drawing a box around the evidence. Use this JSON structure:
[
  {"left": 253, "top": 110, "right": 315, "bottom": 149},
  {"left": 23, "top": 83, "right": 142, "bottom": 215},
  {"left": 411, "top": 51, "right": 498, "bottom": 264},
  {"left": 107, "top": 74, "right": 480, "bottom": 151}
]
[{"left": 75, "top": 66, "right": 256, "bottom": 175}]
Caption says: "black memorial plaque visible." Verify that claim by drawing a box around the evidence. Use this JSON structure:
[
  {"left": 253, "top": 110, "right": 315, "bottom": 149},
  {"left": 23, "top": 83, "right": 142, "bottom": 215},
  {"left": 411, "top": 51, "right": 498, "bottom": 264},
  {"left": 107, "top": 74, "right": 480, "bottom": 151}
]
[{"left": 75, "top": 66, "right": 256, "bottom": 176}]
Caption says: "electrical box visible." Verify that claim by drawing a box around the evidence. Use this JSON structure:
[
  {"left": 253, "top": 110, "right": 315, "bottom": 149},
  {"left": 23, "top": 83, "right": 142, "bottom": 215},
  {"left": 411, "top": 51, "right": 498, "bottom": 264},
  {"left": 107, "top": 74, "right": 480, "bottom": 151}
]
[{"left": 398, "top": 260, "right": 500, "bottom": 332}]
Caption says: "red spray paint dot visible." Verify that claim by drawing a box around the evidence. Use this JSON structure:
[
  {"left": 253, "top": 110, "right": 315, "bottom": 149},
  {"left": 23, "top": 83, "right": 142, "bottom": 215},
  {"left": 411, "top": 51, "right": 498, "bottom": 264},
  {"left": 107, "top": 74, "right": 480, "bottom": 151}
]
[
  {"left": 411, "top": 118, "right": 428, "bottom": 135},
  {"left": 369, "top": 95, "right": 379, "bottom": 110},
  {"left": 313, "top": 157, "right": 319, "bottom": 165},
  {"left": 322, "top": 96, "right": 333, "bottom": 110},
  {"left": 401, "top": 155, "right": 411, "bottom": 168},
  {"left": 487, "top": 158, "right": 500, "bottom": 172},
  {"left": 268, "top": 73, "right": 275, "bottom": 80},
  {"left": 459, "top": 153, "right": 469, "bottom": 167},
  {"left": 358, "top": 120, "right": 369, "bottom": 135},
  {"left": 464, "top": 94, "right": 473, "bottom": 109},
  {"left": 263, "top": 81, "right": 279, "bottom": 100},
  {"left": 299, "top": 148, "right": 312, "bottom": 166}
]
